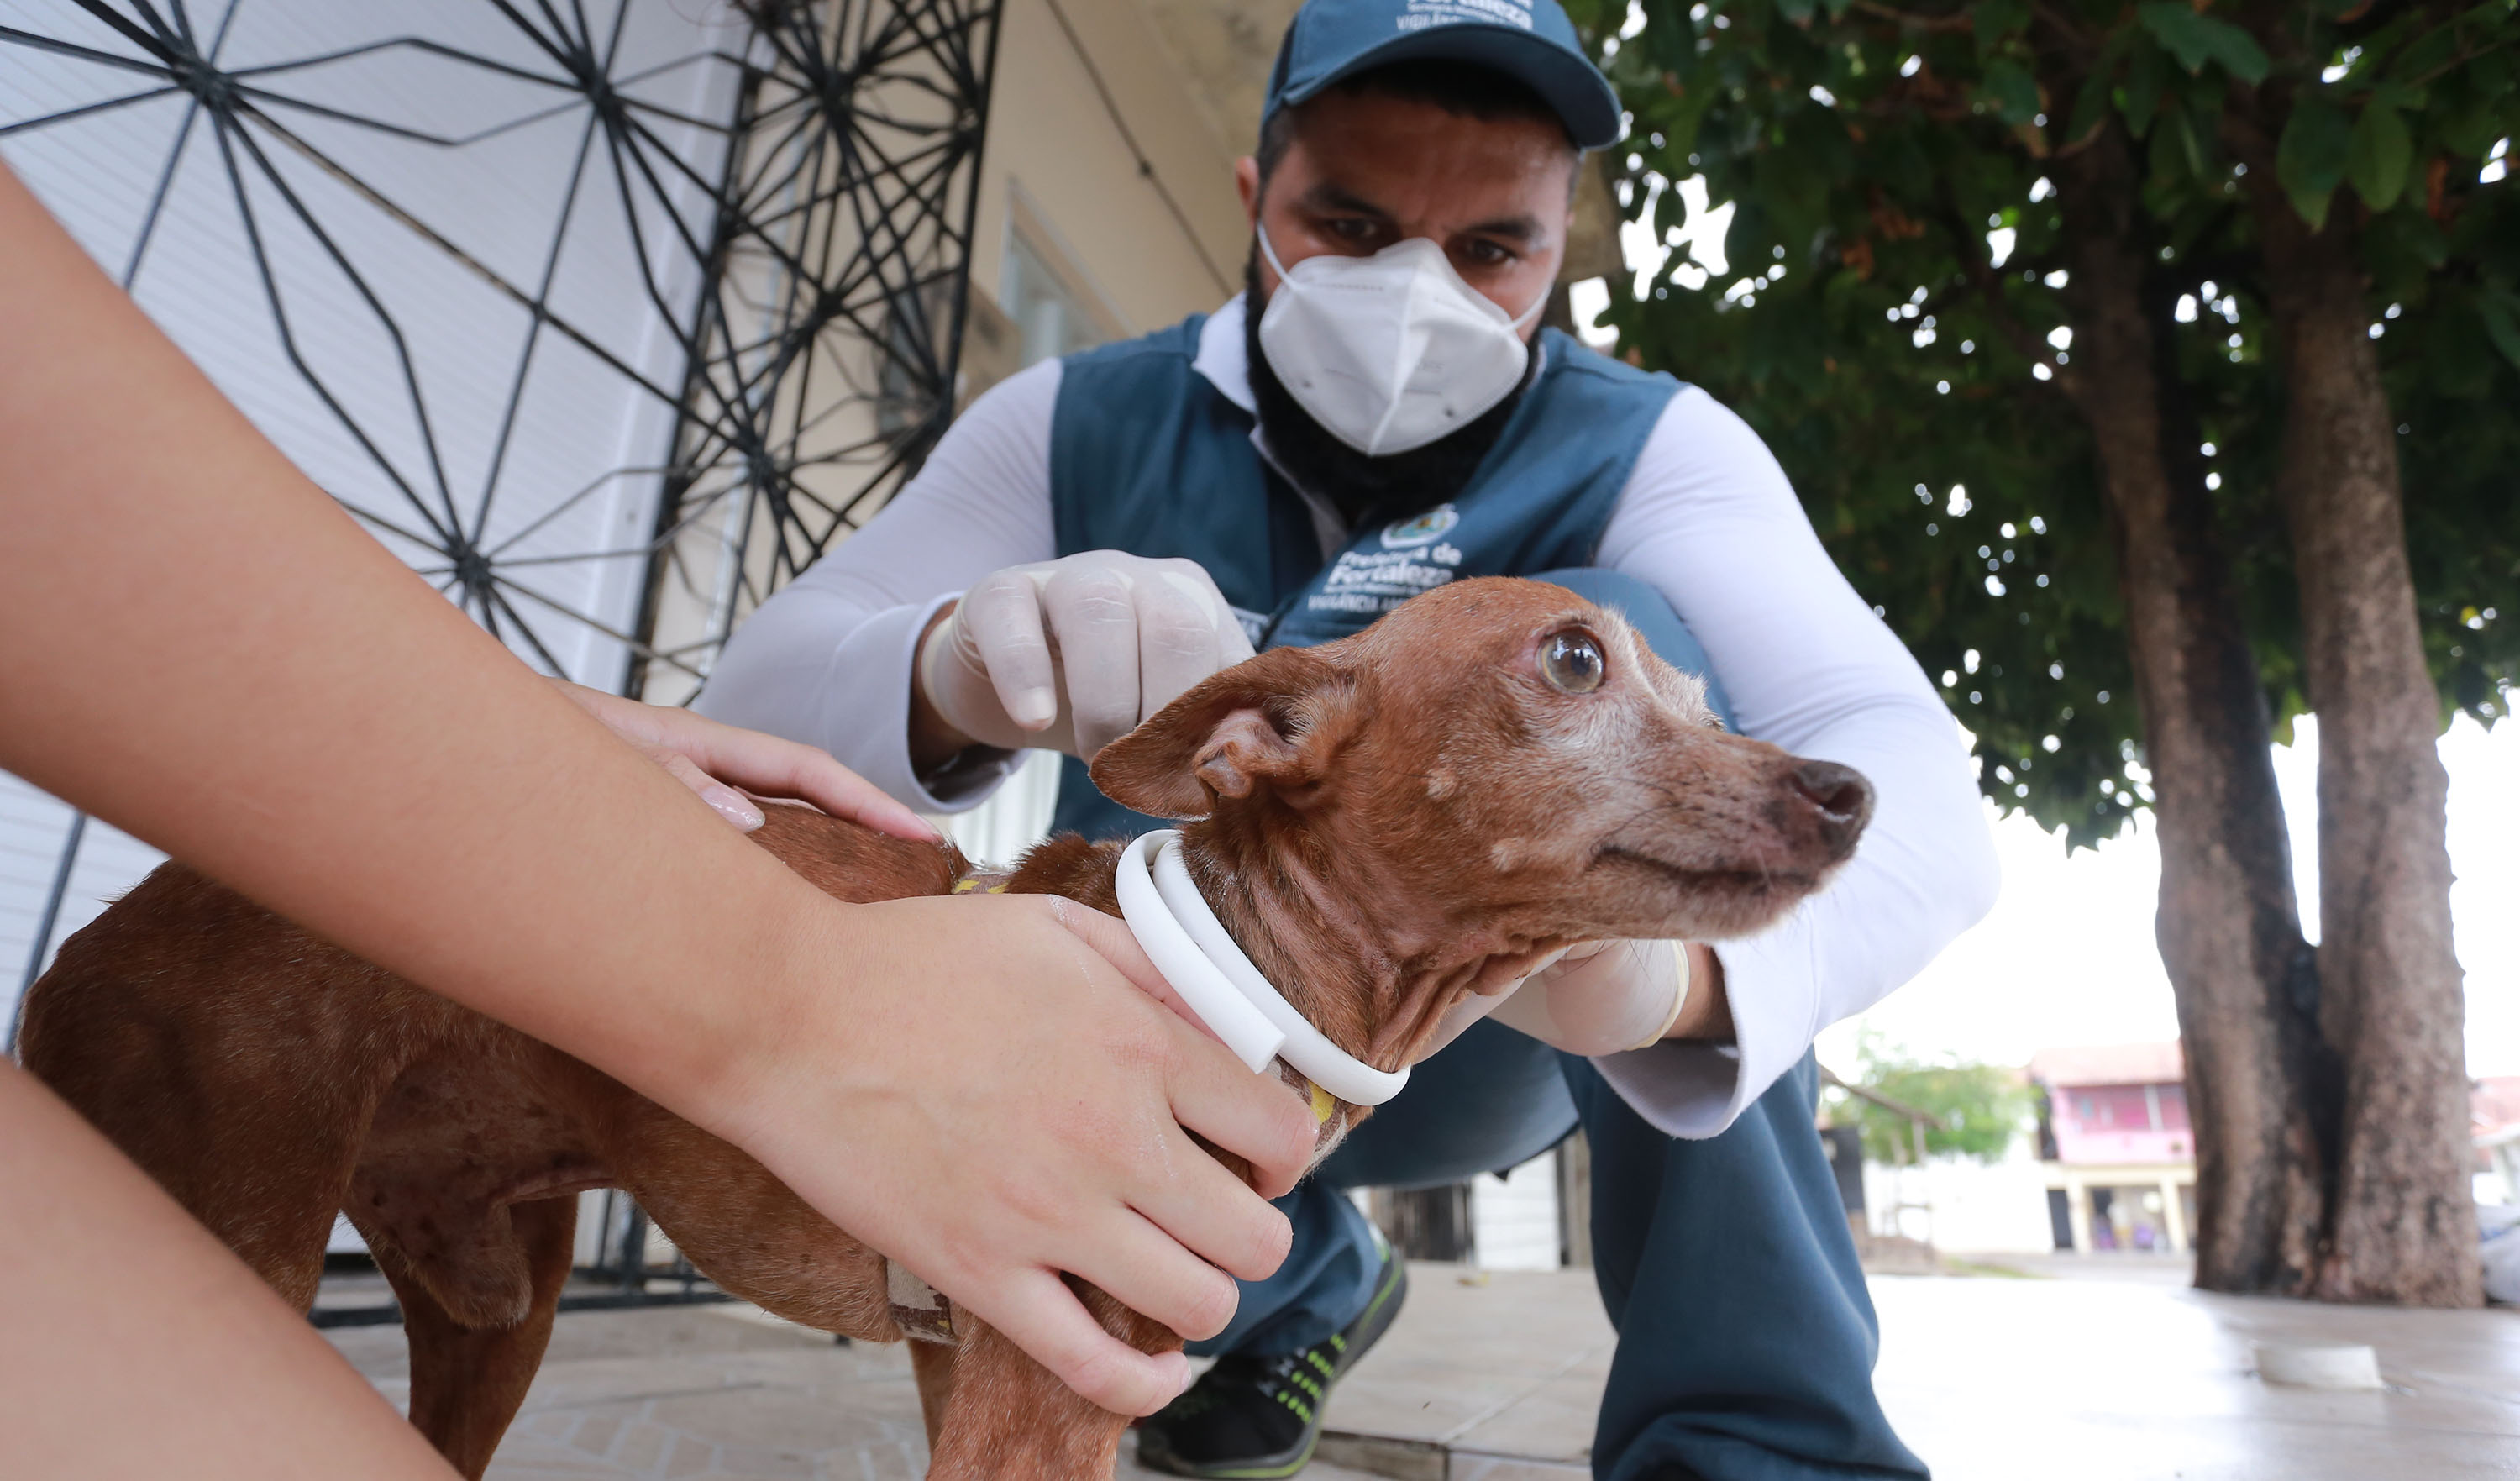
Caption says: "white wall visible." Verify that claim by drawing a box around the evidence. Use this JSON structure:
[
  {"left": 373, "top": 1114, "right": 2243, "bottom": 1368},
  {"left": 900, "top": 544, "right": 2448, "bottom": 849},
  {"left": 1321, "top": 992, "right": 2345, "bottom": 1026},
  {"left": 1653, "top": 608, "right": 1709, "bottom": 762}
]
[
  {"left": 1863, "top": 1147, "right": 2060, "bottom": 1255},
  {"left": 1471, "top": 1149, "right": 1564, "bottom": 1271}
]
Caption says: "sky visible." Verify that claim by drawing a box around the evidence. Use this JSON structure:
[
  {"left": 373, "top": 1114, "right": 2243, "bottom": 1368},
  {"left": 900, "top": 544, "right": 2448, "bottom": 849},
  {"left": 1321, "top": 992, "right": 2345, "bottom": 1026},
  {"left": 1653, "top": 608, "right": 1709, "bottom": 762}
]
[{"left": 1814, "top": 713, "right": 2519, "bottom": 1079}]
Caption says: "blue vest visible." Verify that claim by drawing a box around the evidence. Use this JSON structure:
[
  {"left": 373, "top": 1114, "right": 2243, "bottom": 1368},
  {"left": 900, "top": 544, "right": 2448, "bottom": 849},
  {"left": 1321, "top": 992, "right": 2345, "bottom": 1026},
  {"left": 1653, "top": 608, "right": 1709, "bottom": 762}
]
[{"left": 1046, "top": 318, "right": 1681, "bottom": 839}]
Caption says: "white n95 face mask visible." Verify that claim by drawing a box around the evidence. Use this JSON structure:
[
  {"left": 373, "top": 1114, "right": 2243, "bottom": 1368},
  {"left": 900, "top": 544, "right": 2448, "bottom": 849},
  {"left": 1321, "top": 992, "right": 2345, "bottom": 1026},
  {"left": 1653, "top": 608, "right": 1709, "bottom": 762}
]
[{"left": 1256, "top": 226, "right": 1544, "bottom": 458}]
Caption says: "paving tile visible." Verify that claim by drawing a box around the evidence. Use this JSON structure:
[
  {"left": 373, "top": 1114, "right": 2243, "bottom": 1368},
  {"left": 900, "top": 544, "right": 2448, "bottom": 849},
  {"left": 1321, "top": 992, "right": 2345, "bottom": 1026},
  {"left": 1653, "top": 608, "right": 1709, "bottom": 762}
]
[
  {"left": 568, "top": 1411, "right": 626, "bottom": 1456},
  {"left": 314, "top": 1267, "right": 2520, "bottom": 1481},
  {"left": 1865, "top": 1274, "right": 2520, "bottom": 1481},
  {"left": 1448, "top": 1455, "right": 1589, "bottom": 1481},
  {"left": 1445, "top": 1369, "right": 1600, "bottom": 1463},
  {"left": 1318, "top": 1263, "right": 1612, "bottom": 1453}
]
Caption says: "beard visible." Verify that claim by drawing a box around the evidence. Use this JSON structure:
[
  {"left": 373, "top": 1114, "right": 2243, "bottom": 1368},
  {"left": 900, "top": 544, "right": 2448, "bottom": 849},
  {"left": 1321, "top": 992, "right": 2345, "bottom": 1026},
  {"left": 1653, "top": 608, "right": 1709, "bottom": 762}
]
[{"left": 1242, "top": 250, "right": 1537, "bottom": 533}]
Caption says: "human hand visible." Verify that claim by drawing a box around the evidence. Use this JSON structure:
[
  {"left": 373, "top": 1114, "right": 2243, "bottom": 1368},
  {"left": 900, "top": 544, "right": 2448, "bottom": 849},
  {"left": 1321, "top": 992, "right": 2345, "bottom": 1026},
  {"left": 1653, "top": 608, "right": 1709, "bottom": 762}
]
[
  {"left": 557, "top": 681, "right": 935, "bottom": 840},
  {"left": 699, "top": 890, "right": 1315, "bottom": 1417},
  {"left": 1483, "top": 939, "right": 1730, "bottom": 1054},
  {"left": 915, "top": 551, "right": 1254, "bottom": 763}
]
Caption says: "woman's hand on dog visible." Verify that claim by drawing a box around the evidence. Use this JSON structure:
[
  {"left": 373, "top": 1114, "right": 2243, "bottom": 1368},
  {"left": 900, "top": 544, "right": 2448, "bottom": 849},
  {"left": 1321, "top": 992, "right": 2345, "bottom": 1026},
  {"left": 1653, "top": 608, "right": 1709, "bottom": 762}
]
[
  {"left": 700, "top": 890, "right": 1315, "bottom": 1418},
  {"left": 559, "top": 681, "right": 939, "bottom": 840},
  {"left": 554, "top": 682, "right": 1317, "bottom": 1413}
]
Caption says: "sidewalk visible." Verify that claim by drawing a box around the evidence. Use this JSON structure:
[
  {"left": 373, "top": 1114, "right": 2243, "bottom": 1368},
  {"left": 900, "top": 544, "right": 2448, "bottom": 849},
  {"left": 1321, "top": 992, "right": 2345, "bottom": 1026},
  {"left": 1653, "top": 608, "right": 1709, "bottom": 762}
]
[
  {"left": 323, "top": 1260, "right": 2520, "bottom": 1479},
  {"left": 323, "top": 1300, "right": 1388, "bottom": 1481}
]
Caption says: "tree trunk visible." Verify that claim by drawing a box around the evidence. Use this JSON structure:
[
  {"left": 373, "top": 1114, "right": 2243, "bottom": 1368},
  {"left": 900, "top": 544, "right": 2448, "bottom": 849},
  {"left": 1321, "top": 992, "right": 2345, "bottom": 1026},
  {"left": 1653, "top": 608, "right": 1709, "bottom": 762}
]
[
  {"left": 2243, "top": 165, "right": 2479, "bottom": 1307},
  {"left": 2050, "top": 125, "right": 2333, "bottom": 1295}
]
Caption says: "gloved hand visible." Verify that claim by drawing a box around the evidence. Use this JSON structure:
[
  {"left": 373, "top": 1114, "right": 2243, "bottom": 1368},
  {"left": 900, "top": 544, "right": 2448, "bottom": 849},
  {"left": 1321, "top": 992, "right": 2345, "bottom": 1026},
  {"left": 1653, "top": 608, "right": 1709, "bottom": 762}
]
[
  {"left": 1488, "top": 939, "right": 1692, "bottom": 1056},
  {"left": 917, "top": 551, "right": 1254, "bottom": 760}
]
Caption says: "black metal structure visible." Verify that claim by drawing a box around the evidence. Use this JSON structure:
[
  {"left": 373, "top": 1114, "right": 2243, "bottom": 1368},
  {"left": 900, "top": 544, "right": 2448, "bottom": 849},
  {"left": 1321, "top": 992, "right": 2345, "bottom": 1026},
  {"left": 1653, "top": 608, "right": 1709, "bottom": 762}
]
[{"left": 2, "top": 0, "right": 1002, "bottom": 1315}]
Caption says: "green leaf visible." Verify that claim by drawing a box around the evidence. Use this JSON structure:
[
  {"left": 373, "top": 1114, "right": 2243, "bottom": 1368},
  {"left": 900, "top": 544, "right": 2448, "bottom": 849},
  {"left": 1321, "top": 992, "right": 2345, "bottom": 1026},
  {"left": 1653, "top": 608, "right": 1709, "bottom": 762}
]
[
  {"left": 2440, "top": 99, "right": 2507, "bottom": 159},
  {"left": 2062, "top": 30, "right": 2129, "bottom": 146},
  {"left": 1973, "top": 0, "right": 2030, "bottom": 51},
  {"left": 2136, "top": 3, "right": 2271, "bottom": 86},
  {"left": 2347, "top": 103, "right": 2413, "bottom": 211},
  {"left": 2365, "top": 206, "right": 2449, "bottom": 273},
  {"left": 2388, "top": 25, "right": 2460, "bottom": 85},
  {"left": 2369, "top": 79, "right": 2428, "bottom": 113},
  {"left": 1979, "top": 60, "right": 2041, "bottom": 126},
  {"left": 1777, "top": 0, "right": 1817, "bottom": 24},
  {"left": 2121, "top": 39, "right": 2169, "bottom": 134},
  {"left": 2174, "top": 102, "right": 2210, "bottom": 181},
  {"left": 2148, "top": 106, "right": 2207, "bottom": 186},
  {"left": 2470, "top": 49, "right": 2515, "bottom": 103},
  {"left": 2064, "top": 68, "right": 2114, "bottom": 145},
  {"left": 2482, "top": 292, "right": 2520, "bottom": 371},
  {"left": 2277, "top": 95, "right": 2354, "bottom": 228}
]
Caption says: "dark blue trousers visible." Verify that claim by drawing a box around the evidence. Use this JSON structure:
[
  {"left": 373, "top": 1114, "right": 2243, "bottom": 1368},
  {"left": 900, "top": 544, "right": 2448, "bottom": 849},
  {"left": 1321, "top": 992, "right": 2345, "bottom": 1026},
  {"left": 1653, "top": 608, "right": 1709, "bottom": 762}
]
[{"left": 1188, "top": 569, "right": 1926, "bottom": 1481}]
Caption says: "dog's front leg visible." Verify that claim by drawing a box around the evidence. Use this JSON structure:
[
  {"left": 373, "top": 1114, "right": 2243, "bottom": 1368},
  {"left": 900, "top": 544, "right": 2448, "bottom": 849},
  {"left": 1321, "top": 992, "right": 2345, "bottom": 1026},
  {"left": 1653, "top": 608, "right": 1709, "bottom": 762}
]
[
  {"left": 910, "top": 1335, "right": 958, "bottom": 1450},
  {"left": 926, "top": 1284, "right": 1176, "bottom": 1481}
]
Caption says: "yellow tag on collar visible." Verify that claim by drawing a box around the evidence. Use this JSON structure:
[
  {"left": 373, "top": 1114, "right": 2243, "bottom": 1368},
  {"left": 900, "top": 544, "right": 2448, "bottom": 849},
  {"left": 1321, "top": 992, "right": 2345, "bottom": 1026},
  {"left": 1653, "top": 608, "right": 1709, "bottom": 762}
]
[{"left": 1310, "top": 1081, "right": 1337, "bottom": 1125}]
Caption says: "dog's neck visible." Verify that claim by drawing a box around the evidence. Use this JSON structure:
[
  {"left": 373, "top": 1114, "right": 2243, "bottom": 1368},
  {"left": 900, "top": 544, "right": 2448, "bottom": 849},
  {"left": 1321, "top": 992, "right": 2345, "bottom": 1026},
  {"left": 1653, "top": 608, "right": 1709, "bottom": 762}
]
[
  {"left": 1168, "top": 811, "right": 1538, "bottom": 1080},
  {"left": 1000, "top": 819, "right": 1545, "bottom": 1107}
]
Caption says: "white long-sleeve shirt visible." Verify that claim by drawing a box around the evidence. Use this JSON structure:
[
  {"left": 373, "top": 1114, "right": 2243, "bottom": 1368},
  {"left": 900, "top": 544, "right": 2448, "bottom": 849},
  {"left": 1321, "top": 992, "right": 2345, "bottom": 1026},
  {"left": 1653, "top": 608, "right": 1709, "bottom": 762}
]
[{"left": 701, "top": 296, "right": 1999, "bottom": 1137}]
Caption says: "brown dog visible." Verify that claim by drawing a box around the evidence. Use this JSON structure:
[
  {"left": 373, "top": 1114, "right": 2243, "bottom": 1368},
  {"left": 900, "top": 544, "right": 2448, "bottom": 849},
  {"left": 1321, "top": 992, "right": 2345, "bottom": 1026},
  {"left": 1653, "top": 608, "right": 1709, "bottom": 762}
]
[{"left": 18, "top": 577, "right": 1871, "bottom": 1479}]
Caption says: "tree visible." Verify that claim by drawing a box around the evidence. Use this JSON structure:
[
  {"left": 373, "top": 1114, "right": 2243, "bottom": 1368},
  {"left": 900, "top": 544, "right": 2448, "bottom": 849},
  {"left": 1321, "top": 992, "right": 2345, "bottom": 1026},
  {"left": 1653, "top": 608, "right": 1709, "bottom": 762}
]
[
  {"left": 1568, "top": 0, "right": 2519, "bottom": 1303},
  {"left": 1830, "top": 1032, "right": 2032, "bottom": 1165}
]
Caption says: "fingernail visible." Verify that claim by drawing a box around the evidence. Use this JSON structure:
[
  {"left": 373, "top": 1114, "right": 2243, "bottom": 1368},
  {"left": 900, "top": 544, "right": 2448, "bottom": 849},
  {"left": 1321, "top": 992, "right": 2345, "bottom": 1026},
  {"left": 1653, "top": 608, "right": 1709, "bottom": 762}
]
[
  {"left": 704, "top": 785, "right": 764, "bottom": 831},
  {"left": 1011, "top": 689, "right": 1057, "bottom": 728}
]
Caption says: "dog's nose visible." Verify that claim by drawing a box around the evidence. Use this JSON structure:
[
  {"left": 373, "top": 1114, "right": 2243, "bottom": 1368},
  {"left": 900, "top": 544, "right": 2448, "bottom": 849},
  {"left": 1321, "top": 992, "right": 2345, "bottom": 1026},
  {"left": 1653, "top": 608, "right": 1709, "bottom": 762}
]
[{"left": 1789, "top": 760, "right": 1874, "bottom": 852}]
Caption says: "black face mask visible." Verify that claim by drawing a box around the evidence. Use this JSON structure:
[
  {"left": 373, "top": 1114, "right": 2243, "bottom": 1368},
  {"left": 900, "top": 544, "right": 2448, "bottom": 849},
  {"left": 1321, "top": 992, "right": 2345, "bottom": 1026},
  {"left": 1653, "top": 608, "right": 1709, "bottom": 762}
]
[{"left": 1241, "top": 249, "right": 1538, "bottom": 533}]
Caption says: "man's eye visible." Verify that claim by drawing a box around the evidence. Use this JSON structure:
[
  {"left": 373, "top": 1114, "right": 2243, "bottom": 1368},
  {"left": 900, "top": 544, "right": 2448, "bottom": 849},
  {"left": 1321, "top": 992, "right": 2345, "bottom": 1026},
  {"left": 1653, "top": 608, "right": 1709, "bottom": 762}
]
[
  {"left": 1326, "top": 218, "right": 1377, "bottom": 242},
  {"left": 1540, "top": 631, "right": 1605, "bottom": 693},
  {"left": 1462, "top": 240, "right": 1512, "bottom": 266}
]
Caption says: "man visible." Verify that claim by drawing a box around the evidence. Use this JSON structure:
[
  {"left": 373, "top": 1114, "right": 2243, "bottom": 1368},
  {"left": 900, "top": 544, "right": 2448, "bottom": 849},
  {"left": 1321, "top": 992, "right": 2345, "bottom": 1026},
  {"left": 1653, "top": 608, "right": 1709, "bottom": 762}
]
[{"left": 701, "top": 0, "right": 1998, "bottom": 1474}]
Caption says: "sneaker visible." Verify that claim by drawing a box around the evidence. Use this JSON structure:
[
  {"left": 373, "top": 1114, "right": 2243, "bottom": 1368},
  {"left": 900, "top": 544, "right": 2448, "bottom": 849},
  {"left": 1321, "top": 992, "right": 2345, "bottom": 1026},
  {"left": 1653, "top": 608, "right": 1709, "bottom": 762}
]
[{"left": 1136, "top": 1237, "right": 1408, "bottom": 1478}]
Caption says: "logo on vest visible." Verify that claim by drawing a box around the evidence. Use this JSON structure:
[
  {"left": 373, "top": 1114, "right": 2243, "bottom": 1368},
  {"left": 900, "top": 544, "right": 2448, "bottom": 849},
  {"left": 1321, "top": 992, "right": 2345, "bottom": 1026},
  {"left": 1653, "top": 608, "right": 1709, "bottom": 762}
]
[
  {"left": 1307, "top": 533, "right": 1467, "bottom": 618},
  {"left": 1379, "top": 503, "right": 1461, "bottom": 549}
]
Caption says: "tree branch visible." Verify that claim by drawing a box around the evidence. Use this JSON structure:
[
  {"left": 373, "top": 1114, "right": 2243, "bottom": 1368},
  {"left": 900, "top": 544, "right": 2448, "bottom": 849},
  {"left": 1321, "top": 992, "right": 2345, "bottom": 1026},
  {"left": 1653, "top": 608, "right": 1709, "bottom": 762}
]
[
  {"left": 1936, "top": 186, "right": 2086, "bottom": 403},
  {"left": 1847, "top": 1, "right": 1974, "bottom": 34},
  {"left": 2029, "top": 3, "right": 2100, "bottom": 60}
]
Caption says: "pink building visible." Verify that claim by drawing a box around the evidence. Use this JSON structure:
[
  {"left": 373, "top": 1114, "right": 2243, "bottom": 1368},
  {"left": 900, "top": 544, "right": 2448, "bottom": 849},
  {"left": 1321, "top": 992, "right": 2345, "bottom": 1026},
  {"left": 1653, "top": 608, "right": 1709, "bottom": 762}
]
[
  {"left": 2029, "top": 1042, "right": 2196, "bottom": 1254},
  {"left": 2040, "top": 1042, "right": 2194, "bottom": 1165}
]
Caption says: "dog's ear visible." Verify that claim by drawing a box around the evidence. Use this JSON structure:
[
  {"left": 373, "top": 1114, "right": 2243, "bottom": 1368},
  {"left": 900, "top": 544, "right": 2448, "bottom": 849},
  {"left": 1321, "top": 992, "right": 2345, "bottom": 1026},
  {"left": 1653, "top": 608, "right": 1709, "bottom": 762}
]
[{"left": 1090, "top": 646, "right": 1354, "bottom": 820}]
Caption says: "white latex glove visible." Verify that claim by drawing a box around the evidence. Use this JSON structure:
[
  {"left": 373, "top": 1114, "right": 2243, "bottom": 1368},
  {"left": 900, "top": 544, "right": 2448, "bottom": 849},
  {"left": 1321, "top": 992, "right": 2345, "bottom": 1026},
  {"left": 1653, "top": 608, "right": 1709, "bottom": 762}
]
[
  {"left": 917, "top": 551, "right": 1255, "bottom": 760},
  {"left": 1487, "top": 939, "right": 1692, "bottom": 1056}
]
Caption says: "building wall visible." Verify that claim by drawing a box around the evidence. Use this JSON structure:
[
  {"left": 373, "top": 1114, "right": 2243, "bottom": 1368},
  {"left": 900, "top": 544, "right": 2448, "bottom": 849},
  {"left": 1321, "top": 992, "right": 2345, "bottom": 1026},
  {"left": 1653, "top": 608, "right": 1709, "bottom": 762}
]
[
  {"left": 2049, "top": 1079, "right": 2194, "bottom": 1166},
  {"left": 968, "top": 0, "right": 1249, "bottom": 351},
  {"left": 2042, "top": 1161, "right": 2197, "bottom": 1254},
  {"left": 1860, "top": 1150, "right": 2060, "bottom": 1256},
  {"left": 1470, "top": 1151, "right": 1564, "bottom": 1271}
]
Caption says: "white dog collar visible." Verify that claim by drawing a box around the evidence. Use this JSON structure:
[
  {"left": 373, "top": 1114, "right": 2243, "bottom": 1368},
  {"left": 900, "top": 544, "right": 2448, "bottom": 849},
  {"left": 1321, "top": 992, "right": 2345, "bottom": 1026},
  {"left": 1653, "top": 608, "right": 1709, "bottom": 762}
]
[{"left": 1114, "top": 831, "right": 1410, "bottom": 1108}]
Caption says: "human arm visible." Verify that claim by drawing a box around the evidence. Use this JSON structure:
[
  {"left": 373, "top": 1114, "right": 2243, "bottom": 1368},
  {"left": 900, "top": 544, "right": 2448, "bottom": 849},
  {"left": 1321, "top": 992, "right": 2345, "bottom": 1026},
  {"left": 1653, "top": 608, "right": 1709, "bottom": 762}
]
[
  {"left": 1483, "top": 938, "right": 1730, "bottom": 1054},
  {"left": 695, "top": 361, "right": 1066, "bottom": 803},
  {"left": 1585, "top": 387, "right": 2001, "bottom": 1136},
  {"left": 554, "top": 680, "right": 938, "bottom": 835},
  {"left": 0, "top": 1060, "right": 470, "bottom": 1478},
  {"left": 697, "top": 365, "right": 1252, "bottom": 786},
  {"left": 0, "top": 164, "right": 1311, "bottom": 1436}
]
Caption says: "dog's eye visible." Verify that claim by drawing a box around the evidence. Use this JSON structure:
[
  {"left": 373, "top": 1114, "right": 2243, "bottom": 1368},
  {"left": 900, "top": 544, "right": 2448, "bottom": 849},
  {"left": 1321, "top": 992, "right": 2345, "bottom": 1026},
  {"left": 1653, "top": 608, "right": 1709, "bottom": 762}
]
[{"left": 1539, "top": 632, "right": 1605, "bottom": 693}]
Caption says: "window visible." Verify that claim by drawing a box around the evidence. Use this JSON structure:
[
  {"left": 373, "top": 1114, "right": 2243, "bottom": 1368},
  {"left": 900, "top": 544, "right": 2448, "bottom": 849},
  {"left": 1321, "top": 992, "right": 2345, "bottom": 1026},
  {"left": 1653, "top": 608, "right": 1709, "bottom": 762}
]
[{"left": 1000, "top": 232, "right": 1107, "bottom": 368}]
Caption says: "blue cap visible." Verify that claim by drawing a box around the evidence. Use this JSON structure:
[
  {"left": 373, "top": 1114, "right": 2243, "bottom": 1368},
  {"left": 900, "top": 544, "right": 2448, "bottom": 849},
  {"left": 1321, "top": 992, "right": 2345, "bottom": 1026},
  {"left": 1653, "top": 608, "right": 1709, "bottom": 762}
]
[{"left": 1261, "top": 0, "right": 1623, "bottom": 151}]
